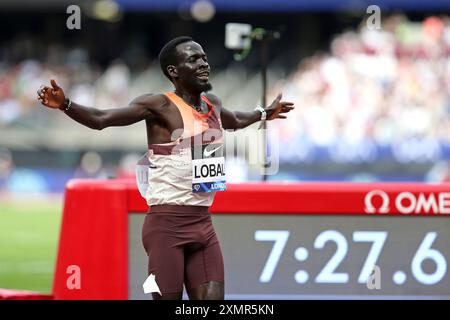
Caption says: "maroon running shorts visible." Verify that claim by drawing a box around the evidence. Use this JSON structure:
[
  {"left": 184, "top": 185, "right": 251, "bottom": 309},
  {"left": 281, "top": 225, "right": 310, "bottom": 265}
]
[{"left": 141, "top": 205, "right": 224, "bottom": 294}]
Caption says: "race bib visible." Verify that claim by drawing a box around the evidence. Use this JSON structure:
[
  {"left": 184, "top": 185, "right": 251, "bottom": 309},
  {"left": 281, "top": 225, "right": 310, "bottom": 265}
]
[{"left": 191, "top": 143, "right": 226, "bottom": 193}]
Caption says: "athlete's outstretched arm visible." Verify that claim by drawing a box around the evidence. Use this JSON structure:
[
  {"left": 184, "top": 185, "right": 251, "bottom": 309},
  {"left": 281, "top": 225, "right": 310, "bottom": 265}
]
[
  {"left": 207, "top": 93, "right": 294, "bottom": 130},
  {"left": 37, "top": 79, "right": 155, "bottom": 130}
]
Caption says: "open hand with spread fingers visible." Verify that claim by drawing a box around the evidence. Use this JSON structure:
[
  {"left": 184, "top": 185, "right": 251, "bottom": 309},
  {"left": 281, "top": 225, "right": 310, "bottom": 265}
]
[
  {"left": 265, "top": 93, "right": 295, "bottom": 120},
  {"left": 37, "top": 79, "right": 66, "bottom": 110}
]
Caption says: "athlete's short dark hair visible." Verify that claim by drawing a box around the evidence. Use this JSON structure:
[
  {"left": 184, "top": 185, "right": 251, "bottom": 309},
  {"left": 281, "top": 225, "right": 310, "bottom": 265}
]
[{"left": 159, "top": 36, "right": 193, "bottom": 81}]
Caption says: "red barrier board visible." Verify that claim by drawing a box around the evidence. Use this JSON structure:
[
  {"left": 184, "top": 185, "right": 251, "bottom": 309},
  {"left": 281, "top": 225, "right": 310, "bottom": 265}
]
[{"left": 52, "top": 180, "right": 450, "bottom": 299}]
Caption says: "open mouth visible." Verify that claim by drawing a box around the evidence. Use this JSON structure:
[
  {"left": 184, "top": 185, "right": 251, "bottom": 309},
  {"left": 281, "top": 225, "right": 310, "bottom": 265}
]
[{"left": 196, "top": 71, "right": 210, "bottom": 81}]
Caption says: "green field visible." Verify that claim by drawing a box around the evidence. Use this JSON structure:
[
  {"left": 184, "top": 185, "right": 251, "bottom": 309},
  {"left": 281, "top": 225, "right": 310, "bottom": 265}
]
[{"left": 0, "top": 197, "right": 62, "bottom": 293}]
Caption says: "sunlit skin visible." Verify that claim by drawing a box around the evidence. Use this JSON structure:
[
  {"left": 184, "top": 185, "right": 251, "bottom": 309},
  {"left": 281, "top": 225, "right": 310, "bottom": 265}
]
[{"left": 37, "top": 40, "right": 294, "bottom": 300}]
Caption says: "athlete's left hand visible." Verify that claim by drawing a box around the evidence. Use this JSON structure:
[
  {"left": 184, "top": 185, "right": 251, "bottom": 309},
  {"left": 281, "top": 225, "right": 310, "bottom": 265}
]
[{"left": 265, "top": 93, "right": 295, "bottom": 120}]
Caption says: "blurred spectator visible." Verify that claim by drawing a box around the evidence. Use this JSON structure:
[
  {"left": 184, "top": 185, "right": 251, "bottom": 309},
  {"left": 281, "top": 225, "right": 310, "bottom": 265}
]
[{"left": 73, "top": 151, "right": 108, "bottom": 179}]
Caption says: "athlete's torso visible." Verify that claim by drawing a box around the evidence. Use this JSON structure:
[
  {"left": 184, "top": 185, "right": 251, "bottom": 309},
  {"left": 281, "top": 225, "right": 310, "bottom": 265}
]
[
  {"left": 144, "top": 93, "right": 220, "bottom": 146},
  {"left": 143, "top": 92, "right": 225, "bottom": 207}
]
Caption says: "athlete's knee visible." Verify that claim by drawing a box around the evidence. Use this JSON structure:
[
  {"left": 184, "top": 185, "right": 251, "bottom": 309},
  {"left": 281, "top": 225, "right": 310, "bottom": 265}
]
[
  {"left": 205, "top": 281, "right": 224, "bottom": 300},
  {"left": 189, "top": 280, "right": 224, "bottom": 300}
]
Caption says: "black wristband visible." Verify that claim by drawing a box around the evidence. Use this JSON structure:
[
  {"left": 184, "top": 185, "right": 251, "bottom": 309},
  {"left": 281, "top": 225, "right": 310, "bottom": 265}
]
[{"left": 59, "top": 98, "right": 72, "bottom": 112}]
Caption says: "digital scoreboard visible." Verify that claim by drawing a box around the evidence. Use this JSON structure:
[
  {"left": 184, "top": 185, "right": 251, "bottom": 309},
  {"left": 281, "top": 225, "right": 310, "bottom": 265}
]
[
  {"left": 213, "top": 215, "right": 449, "bottom": 299},
  {"left": 53, "top": 180, "right": 450, "bottom": 300}
]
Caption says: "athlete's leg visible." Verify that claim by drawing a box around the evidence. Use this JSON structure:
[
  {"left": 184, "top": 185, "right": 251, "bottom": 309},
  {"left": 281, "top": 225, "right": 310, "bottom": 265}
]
[
  {"left": 185, "top": 241, "right": 225, "bottom": 300},
  {"left": 145, "top": 243, "right": 185, "bottom": 300},
  {"left": 142, "top": 214, "right": 185, "bottom": 300}
]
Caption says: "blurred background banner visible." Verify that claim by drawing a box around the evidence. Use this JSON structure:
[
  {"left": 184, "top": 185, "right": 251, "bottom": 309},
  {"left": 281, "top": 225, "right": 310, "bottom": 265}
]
[
  {"left": 114, "top": 0, "right": 450, "bottom": 11},
  {"left": 2, "top": 0, "right": 450, "bottom": 11}
]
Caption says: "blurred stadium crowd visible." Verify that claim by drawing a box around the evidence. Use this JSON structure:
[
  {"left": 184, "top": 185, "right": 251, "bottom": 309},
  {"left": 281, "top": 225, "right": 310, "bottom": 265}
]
[
  {"left": 1, "top": 14, "right": 450, "bottom": 194},
  {"left": 270, "top": 15, "right": 450, "bottom": 167},
  {"left": 0, "top": 43, "right": 265, "bottom": 129}
]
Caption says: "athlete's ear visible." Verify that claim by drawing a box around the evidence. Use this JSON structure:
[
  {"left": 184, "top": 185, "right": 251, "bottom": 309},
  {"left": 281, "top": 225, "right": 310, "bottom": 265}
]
[{"left": 167, "top": 65, "right": 178, "bottom": 79}]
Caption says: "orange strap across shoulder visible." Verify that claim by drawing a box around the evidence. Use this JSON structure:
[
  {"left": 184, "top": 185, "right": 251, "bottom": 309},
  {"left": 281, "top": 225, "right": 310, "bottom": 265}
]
[{"left": 164, "top": 92, "right": 211, "bottom": 138}]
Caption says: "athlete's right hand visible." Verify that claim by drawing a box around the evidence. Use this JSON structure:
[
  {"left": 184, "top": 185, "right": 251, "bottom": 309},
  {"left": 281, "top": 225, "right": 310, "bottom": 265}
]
[{"left": 37, "top": 79, "right": 66, "bottom": 109}]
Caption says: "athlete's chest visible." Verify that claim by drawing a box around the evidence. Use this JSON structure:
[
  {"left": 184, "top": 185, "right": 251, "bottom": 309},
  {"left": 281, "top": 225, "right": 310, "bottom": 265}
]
[
  {"left": 165, "top": 101, "right": 222, "bottom": 132},
  {"left": 146, "top": 102, "right": 222, "bottom": 145}
]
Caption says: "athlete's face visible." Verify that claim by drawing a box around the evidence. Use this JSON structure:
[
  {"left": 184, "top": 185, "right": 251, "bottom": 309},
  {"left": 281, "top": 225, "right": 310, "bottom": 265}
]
[{"left": 174, "top": 41, "right": 212, "bottom": 93}]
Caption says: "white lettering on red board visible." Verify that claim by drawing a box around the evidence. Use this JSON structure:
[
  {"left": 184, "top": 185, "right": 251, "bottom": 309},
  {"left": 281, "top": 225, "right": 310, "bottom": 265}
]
[{"left": 364, "top": 191, "right": 450, "bottom": 215}]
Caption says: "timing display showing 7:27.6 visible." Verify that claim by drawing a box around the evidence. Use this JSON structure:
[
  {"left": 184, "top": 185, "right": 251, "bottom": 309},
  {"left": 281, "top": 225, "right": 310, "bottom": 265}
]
[{"left": 255, "top": 230, "right": 448, "bottom": 287}]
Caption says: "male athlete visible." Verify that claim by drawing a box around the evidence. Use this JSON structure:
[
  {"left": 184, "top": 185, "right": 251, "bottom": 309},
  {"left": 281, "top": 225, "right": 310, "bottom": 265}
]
[{"left": 37, "top": 36, "right": 294, "bottom": 300}]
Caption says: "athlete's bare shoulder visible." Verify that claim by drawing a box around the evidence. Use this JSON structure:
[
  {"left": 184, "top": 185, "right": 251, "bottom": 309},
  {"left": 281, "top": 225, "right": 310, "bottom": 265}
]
[
  {"left": 129, "top": 93, "right": 171, "bottom": 114},
  {"left": 130, "top": 93, "right": 167, "bottom": 107}
]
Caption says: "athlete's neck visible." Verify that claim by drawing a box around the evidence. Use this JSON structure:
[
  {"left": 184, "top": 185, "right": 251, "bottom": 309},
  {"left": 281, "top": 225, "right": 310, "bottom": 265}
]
[{"left": 174, "top": 88, "right": 202, "bottom": 107}]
